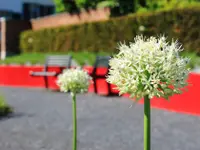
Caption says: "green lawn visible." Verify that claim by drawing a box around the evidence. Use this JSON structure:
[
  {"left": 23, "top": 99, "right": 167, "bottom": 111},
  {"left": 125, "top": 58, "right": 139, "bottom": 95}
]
[
  {"left": 0, "top": 51, "right": 199, "bottom": 69},
  {"left": 0, "top": 51, "right": 110, "bottom": 66}
]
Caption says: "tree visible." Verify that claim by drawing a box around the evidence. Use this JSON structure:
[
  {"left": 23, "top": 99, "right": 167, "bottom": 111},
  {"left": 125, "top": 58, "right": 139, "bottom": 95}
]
[
  {"left": 75, "top": 0, "right": 102, "bottom": 10},
  {"left": 97, "top": 0, "right": 119, "bottom": 9},
  {"left": 53, "top": 0, "right": 78, "bottom": 13},
  {"left": 54, "top": 0, "right": 66, "bottom": 13}
]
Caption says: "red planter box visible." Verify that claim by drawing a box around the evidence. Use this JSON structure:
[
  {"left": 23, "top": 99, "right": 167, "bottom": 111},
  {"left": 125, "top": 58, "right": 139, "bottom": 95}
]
[
  {"left": 0, "top": 65, "right": 200, "bottom": 116},
  {"left": 123, "top": 73, "right": 200, "bottom": 116}
]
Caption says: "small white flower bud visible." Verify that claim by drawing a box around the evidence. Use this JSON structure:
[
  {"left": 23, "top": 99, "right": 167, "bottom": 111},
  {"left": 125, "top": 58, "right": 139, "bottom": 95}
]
[{"left": 57, "top": 68, "right": 92, "bottom": 94}]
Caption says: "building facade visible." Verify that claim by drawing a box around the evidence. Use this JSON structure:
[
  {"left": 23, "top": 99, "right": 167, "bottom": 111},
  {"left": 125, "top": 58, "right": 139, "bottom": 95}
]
[{"left": 0, "top": 0, "right": 55, "bottom": 20}]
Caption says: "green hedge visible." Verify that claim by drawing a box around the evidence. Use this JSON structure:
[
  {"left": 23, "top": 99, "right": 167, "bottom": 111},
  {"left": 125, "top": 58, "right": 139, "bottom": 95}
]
[{"left": 20, "top": 7, "right": 200, "bottom": 53}]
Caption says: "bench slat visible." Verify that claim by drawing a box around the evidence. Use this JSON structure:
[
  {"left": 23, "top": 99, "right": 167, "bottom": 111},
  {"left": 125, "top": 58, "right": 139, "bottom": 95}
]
[
  {"left": 47, "top": 61, "right": 70, "bottom": 65},
  {"left": 94, "top": 56, "right": 110, "bottom": 68},
  {"left": 30, "top": 71, "right": 57, "bottom": 76},
  {"left": 46, "top": 55, "right": 72, "bottom": 66}
]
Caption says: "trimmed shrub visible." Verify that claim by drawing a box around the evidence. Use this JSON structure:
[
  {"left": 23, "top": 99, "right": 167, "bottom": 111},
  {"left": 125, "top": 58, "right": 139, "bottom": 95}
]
[{"left": 20, "top": 7, "right": 200, "bottom": 53}]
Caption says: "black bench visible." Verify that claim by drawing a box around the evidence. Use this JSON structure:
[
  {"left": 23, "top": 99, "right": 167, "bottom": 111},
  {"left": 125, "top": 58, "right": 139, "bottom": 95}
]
[
  {"left": 30, "top": 55, "right": 72, "bottom": 89},
  {"left": 89, "top": 56, "right": 112, "bottom": 95}
]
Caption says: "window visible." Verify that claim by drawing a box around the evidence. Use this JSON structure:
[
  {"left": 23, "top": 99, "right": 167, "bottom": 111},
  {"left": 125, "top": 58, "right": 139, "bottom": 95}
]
[
  {"left": 22, "top": 3, "right": 55, "bottom": 20},
  {"left": 0, "top": 11, "right": 20, "bottom": 20},
  {"left": 30, "top": 4, "right": 40, "bottom": 18}
]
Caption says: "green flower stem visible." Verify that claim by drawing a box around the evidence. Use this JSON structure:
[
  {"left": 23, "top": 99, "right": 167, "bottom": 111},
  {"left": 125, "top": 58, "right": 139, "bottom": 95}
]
[
  {"left": 144, "top": 95, "right": 151, "bottom": 150},
  {"left": 72, "top": 93, "right": 77, "bottom": 150}
]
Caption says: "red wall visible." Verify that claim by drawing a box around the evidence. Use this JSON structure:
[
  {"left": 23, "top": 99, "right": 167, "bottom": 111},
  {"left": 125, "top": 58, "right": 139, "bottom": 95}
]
[
  {"left": 130, "top": 73, "right": 200, "bottom": 116},
  {"left": 0, "top": 65, "right": 200, "bottom": 116}
]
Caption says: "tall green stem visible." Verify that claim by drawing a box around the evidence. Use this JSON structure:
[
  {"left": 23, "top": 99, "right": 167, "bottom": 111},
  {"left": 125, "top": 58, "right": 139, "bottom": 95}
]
[
  {"left": 144, "top": 95, "right": 151, "bottom": 150},
  {"left": 72, "top": 93, "right": 77, "bottom": 150}
]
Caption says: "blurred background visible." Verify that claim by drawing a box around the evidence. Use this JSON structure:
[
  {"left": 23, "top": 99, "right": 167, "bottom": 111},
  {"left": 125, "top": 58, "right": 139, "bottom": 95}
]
[{"left": 0, "top": 0, "right": 199, "bottom": 69}]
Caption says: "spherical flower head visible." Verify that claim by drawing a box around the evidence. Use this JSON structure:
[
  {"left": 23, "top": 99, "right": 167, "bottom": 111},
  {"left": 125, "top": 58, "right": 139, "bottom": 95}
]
[
  {"left": 57, "top": 68, "right": 92, "bottom": 94},
  {"left": 107, "top": 35, "right": 190, "bottom": 100}
]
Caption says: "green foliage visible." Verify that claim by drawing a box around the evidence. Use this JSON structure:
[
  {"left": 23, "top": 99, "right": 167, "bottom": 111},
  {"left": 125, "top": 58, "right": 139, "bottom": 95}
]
[
  {"left": 53, "top": 0, "right": 66, "bottom": 13},
  {"left": 20, "top": 7, "right": 200, "bottom": 55},
  {"left": 137, "top": 0, "right": 200, "bottom": 13},
  {"left": 97, "top": 0, "right": 119, "bottom": 9},
  {"left": 53, "top": 0, "right": 200, "bottom": 15},
  {"left": 111, "top": 0, "right": 200, "bottom": 16},
  {"left": 54, "top": 0, "right": 118, "bottom": 12},
  {"left": 75, "top": 0, "right": 101, "bottom": 10},
  {"left": 117, "top": 0, "right": 135, "bottom": 14},
  {"left": 75, "top": 0, "right": 89, "bottom": 9},
  {"left": 53, "top": 0, "right": 78, "bottom": 13},
  {"left": 0, "top": 95, "right": 13, "bottom": 117}
]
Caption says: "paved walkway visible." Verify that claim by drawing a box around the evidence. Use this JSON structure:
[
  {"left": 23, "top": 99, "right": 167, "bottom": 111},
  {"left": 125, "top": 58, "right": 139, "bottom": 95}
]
[{"left": 0, "top": 87, "right": 200, "bottom": 150}]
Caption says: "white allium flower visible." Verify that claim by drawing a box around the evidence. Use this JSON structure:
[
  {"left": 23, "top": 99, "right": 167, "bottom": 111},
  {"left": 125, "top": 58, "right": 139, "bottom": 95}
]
[
  {"left": 57, "top": 68, "right": 92, "bottom": 94},
  {"left": 107, "top": 35, "right": 190, "bottom": 100}
]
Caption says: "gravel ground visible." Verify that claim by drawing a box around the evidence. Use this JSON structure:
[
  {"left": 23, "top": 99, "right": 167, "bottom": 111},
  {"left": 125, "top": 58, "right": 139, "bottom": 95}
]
[{"left": 0, "top": 87, "right": 200, "bottom": 150}]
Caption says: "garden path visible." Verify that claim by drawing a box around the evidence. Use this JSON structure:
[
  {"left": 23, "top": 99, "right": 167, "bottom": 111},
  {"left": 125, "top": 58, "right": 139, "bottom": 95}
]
[{"left": 0, "top": 87, "right": 200, "bottom": 150}]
